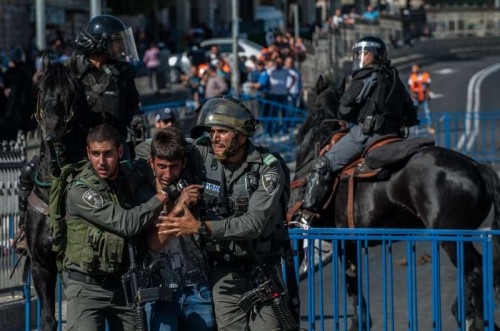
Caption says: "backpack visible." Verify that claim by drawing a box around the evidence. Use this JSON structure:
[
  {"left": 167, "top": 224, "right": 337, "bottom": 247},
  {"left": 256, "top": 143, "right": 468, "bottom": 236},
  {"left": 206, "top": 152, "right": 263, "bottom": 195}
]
[{"left": 49, "top": 160, "right": 89, "bottom": 271}]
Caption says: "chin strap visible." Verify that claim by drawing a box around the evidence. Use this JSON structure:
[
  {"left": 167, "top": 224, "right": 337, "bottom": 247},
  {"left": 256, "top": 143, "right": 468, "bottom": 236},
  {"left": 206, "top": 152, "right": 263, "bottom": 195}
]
[{"left": 221, "top": 131, "right": 245, "bottom": 159}]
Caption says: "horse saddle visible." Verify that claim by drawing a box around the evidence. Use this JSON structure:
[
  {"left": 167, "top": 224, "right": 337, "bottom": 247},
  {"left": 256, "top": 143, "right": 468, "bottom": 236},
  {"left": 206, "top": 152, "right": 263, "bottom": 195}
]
[
  {"left": 338, "top": 135, "right": 436, "bottom": 181},
  {"left": 330, "top": 135, "right": 435, "bottom": 228}
]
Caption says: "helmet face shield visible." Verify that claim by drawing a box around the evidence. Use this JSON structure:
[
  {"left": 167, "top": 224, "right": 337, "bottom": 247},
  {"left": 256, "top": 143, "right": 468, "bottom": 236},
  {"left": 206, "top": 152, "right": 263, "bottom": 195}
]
[
  {"left": 108, "top": 27, "right": 139, "bottom": 62},
  {"left": 74, "top": 15, "right": 139, "bottom": 62},
  {"left": 352, "top": 41, "right": 379, "bottom": 70}
]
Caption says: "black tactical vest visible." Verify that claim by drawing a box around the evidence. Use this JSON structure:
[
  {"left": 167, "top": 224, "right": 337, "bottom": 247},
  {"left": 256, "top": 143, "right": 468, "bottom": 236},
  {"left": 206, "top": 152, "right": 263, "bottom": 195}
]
[
  {"left": 68, "top": 54, "right": 137, "bottom": 138},
  {"left": 200, "top": 149, "right": 285, "bottom": 261}
]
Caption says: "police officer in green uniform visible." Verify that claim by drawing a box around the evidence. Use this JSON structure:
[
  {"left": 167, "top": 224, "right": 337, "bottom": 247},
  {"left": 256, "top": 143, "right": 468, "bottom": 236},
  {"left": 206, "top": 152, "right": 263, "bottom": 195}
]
[
  {"left": 68, "top": 14, "right": 144, "bottom": 157},
  {"left": 62, "top": 124, "right": 170, "bottom": 331},
  {"left": 156, "top": 96, "right": 291, "bottom": 330}
]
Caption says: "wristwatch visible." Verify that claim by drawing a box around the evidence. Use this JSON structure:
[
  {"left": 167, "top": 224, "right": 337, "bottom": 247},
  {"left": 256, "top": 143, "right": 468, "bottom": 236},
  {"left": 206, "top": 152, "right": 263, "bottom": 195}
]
[{"left": 198, "top": 221, "right": 208, "bottom": 237}]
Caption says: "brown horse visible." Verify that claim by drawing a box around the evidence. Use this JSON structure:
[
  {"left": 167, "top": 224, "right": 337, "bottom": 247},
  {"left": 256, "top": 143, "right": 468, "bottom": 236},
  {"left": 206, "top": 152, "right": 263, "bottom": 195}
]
[{"left": 288, "top": 75, "right": 500, "bottom": 330}]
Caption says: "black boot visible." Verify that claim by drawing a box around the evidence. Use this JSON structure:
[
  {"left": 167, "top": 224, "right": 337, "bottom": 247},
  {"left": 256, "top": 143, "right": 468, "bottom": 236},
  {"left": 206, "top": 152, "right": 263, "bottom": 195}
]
[
  {"left": 289, "top": 156, "right": 334, "bottom": 229},
  {"left": 303, "top": 156, "right": 333, "bottom": 212}
]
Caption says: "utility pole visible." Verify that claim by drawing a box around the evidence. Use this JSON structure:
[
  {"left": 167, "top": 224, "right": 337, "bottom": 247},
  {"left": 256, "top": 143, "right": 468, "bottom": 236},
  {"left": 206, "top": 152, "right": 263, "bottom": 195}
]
[
  {"left": 90, "top": 0, "right": 102, "bottom": 18},
  {"left": 231, "top": 0, "right": 240, "bottom": 97},
  {"left": 290, "top": 3, "right": 299, "bottom": 40},
  {"left": 36, "top": 0, "right": 46, "bottom": 51}
]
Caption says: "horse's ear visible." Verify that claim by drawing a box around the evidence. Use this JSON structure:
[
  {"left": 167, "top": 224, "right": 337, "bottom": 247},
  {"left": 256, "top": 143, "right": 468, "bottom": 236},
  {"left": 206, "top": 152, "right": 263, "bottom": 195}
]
[
  {"left": 337, "top": 77, "right": 346, "bottom": 95},
  {"left": 315, "top": 74, "right": 329, "bottom": 95}
]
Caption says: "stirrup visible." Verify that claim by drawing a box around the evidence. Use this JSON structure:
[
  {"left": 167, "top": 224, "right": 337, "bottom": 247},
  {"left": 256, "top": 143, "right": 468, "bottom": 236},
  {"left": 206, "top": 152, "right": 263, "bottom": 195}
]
[{"left": 289, "top": 209, "right": 317, "bottom": 230}]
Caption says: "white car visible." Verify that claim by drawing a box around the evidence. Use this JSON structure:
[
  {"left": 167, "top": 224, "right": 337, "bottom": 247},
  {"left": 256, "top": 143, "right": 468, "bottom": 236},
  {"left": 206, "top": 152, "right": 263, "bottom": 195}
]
[{"left": 168, "top": 38, "right": 263, "bottom": 82}]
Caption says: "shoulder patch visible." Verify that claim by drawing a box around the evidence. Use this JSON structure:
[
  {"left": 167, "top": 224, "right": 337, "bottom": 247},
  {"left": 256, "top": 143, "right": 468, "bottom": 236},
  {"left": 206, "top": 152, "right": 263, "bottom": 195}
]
[
  {"left": 262, "top": 170, "right": 280, "bottom": 195},
  {"left": 263, "top": 154, "right": 278, "bottom": 166},
  {"left": 82, "top": 189, "right": 104, "bottom": 208}
]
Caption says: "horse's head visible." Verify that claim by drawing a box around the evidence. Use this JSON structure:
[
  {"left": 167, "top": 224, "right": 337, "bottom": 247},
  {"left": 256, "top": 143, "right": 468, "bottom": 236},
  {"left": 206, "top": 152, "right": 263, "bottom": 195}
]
[
  {"left": 35, "top": 53, "right": 88, "bottom": 142},
  {"left": 34, "top": 53, "right": 89, "bottom": 167},
  {"left": 295, "top": 74, "right": 345, "bottom": 174},
  {"left": 288, "top": 75, "right": 346, "bottom": 219}
]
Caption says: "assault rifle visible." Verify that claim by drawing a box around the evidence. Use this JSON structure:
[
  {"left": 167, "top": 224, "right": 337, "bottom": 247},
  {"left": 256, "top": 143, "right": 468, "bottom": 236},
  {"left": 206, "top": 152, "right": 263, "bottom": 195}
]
[
  {"left": 237, "top": 264, "right": 299, "bottom": 331},
  {"left": 121, "top": 240, "right": 177, "bottom": 331}
]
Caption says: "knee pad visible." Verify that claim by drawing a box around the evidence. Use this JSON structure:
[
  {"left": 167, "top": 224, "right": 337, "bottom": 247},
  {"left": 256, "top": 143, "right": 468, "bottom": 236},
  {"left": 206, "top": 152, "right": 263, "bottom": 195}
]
[{"left": 302, "top": 156, "right": 333, "bottom": 212}]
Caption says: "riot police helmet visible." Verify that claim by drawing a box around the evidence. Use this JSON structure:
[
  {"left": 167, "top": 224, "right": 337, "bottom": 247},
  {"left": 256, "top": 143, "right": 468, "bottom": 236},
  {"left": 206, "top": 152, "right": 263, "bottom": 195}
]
[
  {"left": 73, "top": 15, "right": 139, "bottom": 62},
  {"left": 352, "top": 36, "right": 388, "bottom": 70},
  {"left": 190, "top": 96, "right": 259, "bottom": 138}
]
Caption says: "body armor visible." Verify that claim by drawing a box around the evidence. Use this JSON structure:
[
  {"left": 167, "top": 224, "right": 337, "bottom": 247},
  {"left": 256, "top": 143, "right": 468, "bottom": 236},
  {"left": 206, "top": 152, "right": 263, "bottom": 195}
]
[
  {"left": 64, "top": 162, "right": 128, "bottom": 273},
  {"left": 201, "top": 150, "right": 282, "bottom": 261},
  {"left": 67, "top": 54, "right": 139, "bottom": 138}
]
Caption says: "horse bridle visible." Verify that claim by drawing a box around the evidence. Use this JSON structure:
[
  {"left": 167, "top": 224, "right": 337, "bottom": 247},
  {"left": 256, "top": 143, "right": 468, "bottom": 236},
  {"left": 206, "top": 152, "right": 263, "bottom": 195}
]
[
  {"left": 33, "top": 88, "right": 78, "bottom": 187},
  {"left": 34, "top": 89, "right": 77, "bottom": 135}
]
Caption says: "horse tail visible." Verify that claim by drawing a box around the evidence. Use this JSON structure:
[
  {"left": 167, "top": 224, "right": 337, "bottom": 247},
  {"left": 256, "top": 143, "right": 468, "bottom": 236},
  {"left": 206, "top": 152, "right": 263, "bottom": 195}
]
[
  {"left": 478, "top": 164, "right": 500, "bottom": 229},
  {"left": 477, "top": 163, "right": 500, "bottom": 294}
]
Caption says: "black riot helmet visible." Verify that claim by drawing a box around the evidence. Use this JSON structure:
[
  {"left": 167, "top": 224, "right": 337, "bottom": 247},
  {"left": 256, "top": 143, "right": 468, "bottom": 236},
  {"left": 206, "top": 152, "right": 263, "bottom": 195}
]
[
  {"left": 73, "top": 15, "right": 139, "bottom": 62},
  {"left": 190, "top": 96, "right": 259, "bottom": 138},
  {"left": 352, "top": 36, "right": 388, "bottom": 70}
]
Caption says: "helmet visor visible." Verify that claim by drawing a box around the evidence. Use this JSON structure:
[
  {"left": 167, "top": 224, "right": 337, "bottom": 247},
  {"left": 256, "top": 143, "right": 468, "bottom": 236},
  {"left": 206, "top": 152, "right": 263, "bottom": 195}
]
[
  {"left": 190, "top": 97, "right": 258, "bottom": 138},
  {"left": 108, "top": 27, "right": 139, "bottom": 62},
  {"left": 352, "top": 41, "right": 379, "bottom": 70}
]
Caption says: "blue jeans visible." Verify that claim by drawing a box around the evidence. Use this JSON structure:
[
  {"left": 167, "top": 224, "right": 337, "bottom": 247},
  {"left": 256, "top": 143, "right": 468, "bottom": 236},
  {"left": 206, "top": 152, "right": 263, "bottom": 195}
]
[
  {"left": 145, "top": 282, "right": 215, "bottom": 331},
  {"left": 414, "top": 99, "right": 431, "bottom": 127}
]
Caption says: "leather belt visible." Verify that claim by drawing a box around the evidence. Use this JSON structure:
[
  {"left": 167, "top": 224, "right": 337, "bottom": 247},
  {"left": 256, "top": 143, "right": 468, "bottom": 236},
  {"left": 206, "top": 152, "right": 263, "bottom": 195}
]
[{"left": 66, "top": 270, "right": 121, "bottom": 288}]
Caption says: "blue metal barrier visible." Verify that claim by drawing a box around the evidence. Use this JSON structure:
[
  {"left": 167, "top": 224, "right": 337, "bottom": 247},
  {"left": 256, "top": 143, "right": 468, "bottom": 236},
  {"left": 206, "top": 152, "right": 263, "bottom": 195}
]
[
  {"left": 18, "top": 228, "right": 500, "bottom": 330},
  {"left": 413, "top": 111, "right": 500, "bottom": 162},
  {"left": 289, "top": 228, "right": 499, "bottom": 331}
]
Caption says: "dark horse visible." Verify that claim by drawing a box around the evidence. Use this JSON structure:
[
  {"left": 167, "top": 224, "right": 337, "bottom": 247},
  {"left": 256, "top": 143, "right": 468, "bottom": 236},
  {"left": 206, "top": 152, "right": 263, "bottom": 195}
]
[
  {"left": 21, "top": 54, "right": 88, "bottom": 331},
  {"left": 289, "top": 75, "right": 500, "bottom": 330}
]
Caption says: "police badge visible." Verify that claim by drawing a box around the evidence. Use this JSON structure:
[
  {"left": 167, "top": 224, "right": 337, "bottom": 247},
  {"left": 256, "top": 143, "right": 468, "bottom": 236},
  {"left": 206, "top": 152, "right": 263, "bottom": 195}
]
[
  {"left": 262, "top": 171, "right": 280, "bottom": 195},
  {"left": 82, "top": 189, "right": 104, "bottom": 208}
]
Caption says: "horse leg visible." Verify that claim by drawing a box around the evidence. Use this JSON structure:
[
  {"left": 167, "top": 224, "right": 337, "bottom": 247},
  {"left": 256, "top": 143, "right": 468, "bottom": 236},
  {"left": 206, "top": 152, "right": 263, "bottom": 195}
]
[
  {"left": 343, "top": 241, "right": 372, "bottom": 331},
  {"left": 25, "top": 212, "right": 58, "bottom": 331},
  {"left": 442, "top": 241, "right": 497, "bottom": 330},
  {"left": 30, "top": 259, "right": 58, "bottom": 331}
]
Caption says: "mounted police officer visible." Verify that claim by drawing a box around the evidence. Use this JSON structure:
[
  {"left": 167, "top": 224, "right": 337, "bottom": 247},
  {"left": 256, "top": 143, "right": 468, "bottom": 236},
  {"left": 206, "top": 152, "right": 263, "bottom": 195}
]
[
  {"left": 61, "top": 123, "right": 170, "bottom": 330},
  {"left": 156, "top": 96, "right": 296, "bottom": 330},
  {"left": 296, "top": 36, "right": 419, "bottom": 224},
  {"left": 68, "top": 14, "right": 143, "bottom": 158}
]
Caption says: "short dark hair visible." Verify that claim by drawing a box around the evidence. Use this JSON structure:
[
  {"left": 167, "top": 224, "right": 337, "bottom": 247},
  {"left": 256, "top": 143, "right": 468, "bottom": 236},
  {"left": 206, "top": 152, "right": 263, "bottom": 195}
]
[
  {"left": 87, "top": 123, "right": 122, "bottom": 148},
  {"left": 151, "top": 127, "right": 186, "bottom": 161}
]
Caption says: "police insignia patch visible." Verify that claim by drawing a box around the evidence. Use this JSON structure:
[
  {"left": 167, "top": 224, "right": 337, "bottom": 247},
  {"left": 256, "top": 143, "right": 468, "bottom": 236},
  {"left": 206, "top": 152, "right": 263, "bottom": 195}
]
[
  {"left": 262, "top": 171, "right": 280, "bottom": 195},
  {"left": 82, "top": 189, "right": 104, "bottom": 208}
]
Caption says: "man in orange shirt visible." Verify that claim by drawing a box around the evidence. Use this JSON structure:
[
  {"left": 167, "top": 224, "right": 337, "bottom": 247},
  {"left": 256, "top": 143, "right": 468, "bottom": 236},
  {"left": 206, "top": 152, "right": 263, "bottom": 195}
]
[{"left": 408, "top": 63, "right": 434, "bottom": 134}]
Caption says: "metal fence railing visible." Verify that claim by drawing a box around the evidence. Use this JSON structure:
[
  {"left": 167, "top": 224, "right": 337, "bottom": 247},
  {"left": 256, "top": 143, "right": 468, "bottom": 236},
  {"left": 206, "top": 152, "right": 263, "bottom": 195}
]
[
  {"left": 19, "top": 228, "right": 500, "bottom": 330},
  {"left": 289, "top": 228, "right": 500, "bottom": 331},
  {"left": 0, "top": 135, "right": 26, "bottom": 292},
  {"left": 411, "top": 110, "right": 500, "bottom": 162}
]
